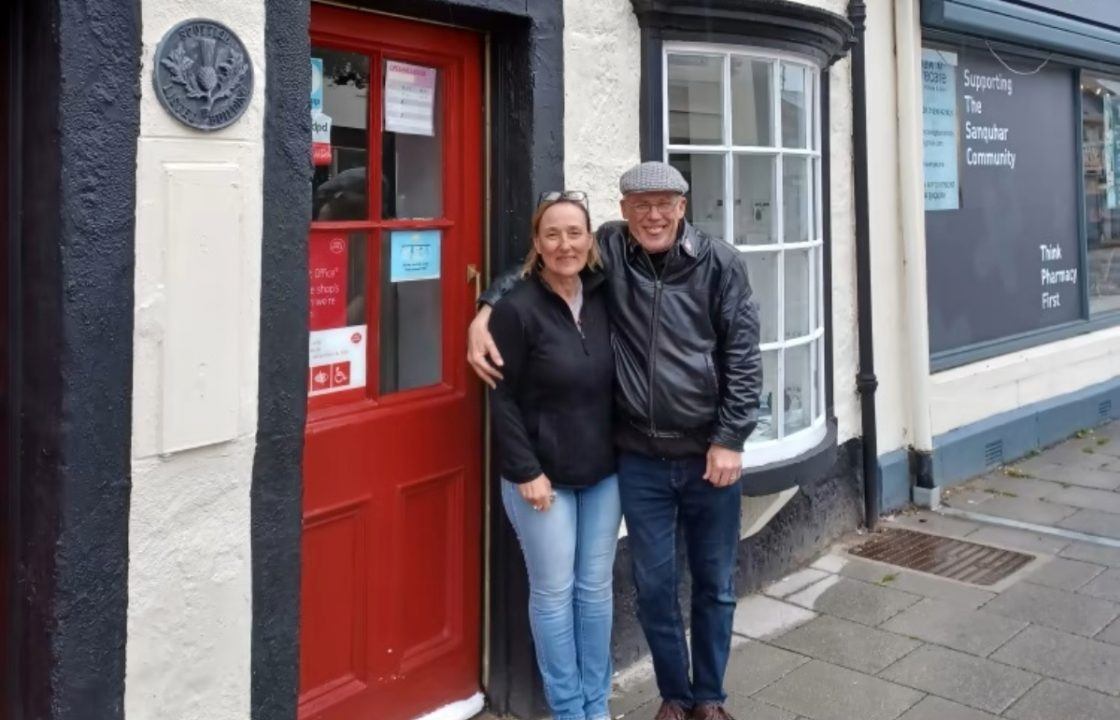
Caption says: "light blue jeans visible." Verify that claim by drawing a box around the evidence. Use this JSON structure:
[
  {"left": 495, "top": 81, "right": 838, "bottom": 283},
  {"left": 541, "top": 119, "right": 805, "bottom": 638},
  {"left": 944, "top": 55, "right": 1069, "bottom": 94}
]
[{"left": 502, "top": 475, "right": 622, "bottom": 720}]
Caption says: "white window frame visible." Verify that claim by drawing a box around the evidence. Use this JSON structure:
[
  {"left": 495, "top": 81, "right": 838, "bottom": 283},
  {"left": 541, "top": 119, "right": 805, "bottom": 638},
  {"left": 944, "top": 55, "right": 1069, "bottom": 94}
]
[{"left": 662, "top": 42, "right": 827, "bottom": 467}]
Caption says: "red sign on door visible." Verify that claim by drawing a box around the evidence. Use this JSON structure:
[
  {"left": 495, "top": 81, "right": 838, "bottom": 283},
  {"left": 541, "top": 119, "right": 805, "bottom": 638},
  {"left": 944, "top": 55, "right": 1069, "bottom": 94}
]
[{"left": 309, "top": 233, "right": 349, "bottom": 330}]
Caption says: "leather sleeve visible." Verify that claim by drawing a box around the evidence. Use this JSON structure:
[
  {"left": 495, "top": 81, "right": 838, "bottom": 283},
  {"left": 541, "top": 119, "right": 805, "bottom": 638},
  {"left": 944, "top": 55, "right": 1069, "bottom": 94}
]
[
  {"left": 478, "top": 267, "right": 523, "bottom": 308},
  {"left": 488, "top": 299, "right": 544, "bottom": 483},
  {"left": 711, "top": 252, "right": 762, "bottom": 449}
]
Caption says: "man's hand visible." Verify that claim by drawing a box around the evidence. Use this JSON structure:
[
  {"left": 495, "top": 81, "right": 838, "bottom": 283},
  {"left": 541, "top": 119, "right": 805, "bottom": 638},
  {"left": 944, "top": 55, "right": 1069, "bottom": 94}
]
[
  {"left": 467, "top": 305, "right": 504, "bottom": 389},
  {"left": 704, "top": 444, "right": 742, "bottom": 487},
  {"left": 517, "top": 474, "right": 555, "bottom": 512}
]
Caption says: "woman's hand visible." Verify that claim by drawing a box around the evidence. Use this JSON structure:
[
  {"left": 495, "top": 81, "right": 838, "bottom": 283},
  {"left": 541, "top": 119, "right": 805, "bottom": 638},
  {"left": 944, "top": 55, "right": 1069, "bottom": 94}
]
[
  {"left": 467, "top": 305, "right": 504, "bottom": 389},
  {"left": 518, "top": 474, "right": 555, "bottom": 512}
]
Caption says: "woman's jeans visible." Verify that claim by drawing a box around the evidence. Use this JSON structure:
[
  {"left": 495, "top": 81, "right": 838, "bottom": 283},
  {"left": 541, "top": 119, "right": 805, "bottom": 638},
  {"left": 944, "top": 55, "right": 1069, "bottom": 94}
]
[{"left": 502, "top": 475, "right": 622, "bottom": 720}]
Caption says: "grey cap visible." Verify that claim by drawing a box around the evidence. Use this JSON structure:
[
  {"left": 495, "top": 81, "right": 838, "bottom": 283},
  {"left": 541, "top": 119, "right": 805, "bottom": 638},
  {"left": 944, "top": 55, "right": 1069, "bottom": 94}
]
[{"left": 619, "top": 161, "right": 689, "bottom": 196}]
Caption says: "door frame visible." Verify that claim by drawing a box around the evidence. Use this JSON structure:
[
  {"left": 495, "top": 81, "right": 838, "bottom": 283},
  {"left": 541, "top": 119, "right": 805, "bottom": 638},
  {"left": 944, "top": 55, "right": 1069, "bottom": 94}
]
[{"left": 251, "top": 1, "right": 566, "bottom": 719}]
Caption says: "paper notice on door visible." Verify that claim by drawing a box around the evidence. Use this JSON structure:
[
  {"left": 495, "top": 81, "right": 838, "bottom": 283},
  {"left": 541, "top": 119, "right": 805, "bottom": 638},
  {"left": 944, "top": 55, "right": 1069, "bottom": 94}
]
[
  {"left": 309, "top": 324, "right": 367, "bottom": 396},
  {"left": 384, "top": 60, "right": 436, "bottom": 137},
  {"left": 390, "top": 229, "right": 441, "bottom": 283}
]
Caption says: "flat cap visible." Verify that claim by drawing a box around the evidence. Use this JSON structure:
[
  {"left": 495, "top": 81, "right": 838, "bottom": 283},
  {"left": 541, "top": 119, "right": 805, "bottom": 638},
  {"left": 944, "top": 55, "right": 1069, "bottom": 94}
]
[{"left": 619, "top": 161, "right": 689, "bottom": 196}]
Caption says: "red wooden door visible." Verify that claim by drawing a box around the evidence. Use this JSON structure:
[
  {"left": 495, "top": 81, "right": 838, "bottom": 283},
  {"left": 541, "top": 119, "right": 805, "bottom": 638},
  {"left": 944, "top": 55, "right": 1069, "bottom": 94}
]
[{"left": 300, "top": 7, "right": 483, "bottom": 720}]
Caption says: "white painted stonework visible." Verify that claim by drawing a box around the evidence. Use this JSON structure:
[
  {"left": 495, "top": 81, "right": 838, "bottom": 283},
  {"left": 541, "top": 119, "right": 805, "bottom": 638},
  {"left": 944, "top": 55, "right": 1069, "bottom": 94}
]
[
  {"left": 563, "top": 0, "right": 642, "bottom": 221},
  {"left": 127, "top": 1, "right": 265, "bottom": 718}
]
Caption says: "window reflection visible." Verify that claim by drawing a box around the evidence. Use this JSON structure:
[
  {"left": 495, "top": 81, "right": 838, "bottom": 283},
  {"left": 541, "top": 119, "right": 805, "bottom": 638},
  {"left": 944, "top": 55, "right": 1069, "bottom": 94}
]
[
  {"left": 311, "top": 47, "right": 370, "bottom": 221},
  {"left": 1082, "top": 74, "right": 1120, "bottom": 316}
]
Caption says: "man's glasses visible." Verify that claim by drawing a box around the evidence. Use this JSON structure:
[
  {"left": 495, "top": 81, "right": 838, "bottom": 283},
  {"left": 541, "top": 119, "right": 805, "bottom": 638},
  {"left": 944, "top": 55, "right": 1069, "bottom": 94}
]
[
  {"left": 626, "top": 197, "right": 681, "bottom": 217},
  {"left": 538, "top": 190, "right": 589, "bottom": 207}
]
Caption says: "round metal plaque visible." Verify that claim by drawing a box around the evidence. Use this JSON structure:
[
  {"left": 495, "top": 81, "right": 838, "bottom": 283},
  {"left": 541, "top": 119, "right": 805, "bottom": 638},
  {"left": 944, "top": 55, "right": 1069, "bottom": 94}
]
[{"left": 153, "top": 19, "right": 254, "bottom": 131}]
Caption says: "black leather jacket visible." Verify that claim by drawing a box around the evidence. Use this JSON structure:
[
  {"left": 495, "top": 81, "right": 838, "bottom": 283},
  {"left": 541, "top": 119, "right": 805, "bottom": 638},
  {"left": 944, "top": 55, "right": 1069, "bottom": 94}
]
[{"left": 483, "top": 219, "right": 761, "bottom": 457}]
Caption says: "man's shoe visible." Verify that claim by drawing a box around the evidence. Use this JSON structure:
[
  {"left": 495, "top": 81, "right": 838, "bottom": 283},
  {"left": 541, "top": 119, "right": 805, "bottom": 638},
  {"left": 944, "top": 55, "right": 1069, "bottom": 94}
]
[
  {"left": 653, "top": 700, "right": 690, "bottom": 720},
  {"left": 691, "top": 702, "right": 735, "bottom": 720}
]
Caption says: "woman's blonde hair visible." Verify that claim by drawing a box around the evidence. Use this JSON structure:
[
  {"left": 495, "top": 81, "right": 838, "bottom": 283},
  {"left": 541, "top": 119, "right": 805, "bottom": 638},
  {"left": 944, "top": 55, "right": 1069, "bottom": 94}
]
[{"left": 520, "top": 198, "right": 603, "bottom": 277}]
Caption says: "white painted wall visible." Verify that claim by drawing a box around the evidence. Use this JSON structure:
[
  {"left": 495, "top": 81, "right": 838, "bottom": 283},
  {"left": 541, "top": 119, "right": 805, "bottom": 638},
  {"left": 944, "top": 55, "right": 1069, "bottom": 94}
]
[
  {"left": 128, "top": 2, "right": 265, "bottom": 719},
  {"left": 563, "top": 0, "right": 642, "bottom": 222}
]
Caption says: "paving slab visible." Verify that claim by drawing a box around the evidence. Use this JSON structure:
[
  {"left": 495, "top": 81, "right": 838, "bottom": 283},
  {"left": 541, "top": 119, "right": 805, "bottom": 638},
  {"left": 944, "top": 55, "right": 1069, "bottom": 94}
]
[
  {"left": 1027, "top": 464, "right": 1120, "bottom": 491},
  {"left": 723, "top": 693, "right": 799, "bottom": 720},
  {"left": 756, "top": 660, "right": 923, "bottom": 720},
  {"left": 1096, "top": 616, "right": 1120, "bottom": 645},
  {"left": 963, "top": 525, "right": 1069, "bottom": 555},
  {"left": 1057, "top": 508, "right": 1120, "bottom": 539},
  {"left": 965, "top": 473, "right": 1065, "bottom": 500},
  {"left": 983, "top": 582, "right": 1119, "bottom": 637},
  {"left": 954, "top": 495, "right": 1078, "bottom": 525},
  {"left": 786, "top": 576, "right": 920, "bottom": 627},
  {"left": 1005, "top": 679, "right": 1120, "bottom": 720},
  {"left": 880, "top": 598, "right": 1028, "bottom": 657},
  {"left": 610, "top": 672, "right": 659, "bottom": 718},
  {"left": 895, "top": 695, "right": 1000, "bottom": 720},
  {"left": 1023, "top": 556, "right": 1105, "bottom": 590},
  {"left": 723, "top": 640, "right": 809, "bottom": 696},
  {"left": 886, "top": 512, "right": 981, "bottom": 538},
  {"left": 878, "top": 644, "right": 1039, "bottom": 715},
  {"left": 1060, "top": 541, "right": 1120, "bottom": 567},
  {"left": 835, "top": 555, "right": 996, "bottom": 609},
  {"left": 991, "top": 625, "right": 1120, "bottom": 695},
  {"left": 1040, "top": 485, "right": 1120, "bottom": 515},
  {"left": 770, "top": 615, "right": 920, "bottom": 675},
  {"left": 763, "top": 568, "right": 830, "bottom": 599},
  {"left": 1079, "top": 567, "right": 1120, "bottom": 602},
  {"left": 732, "top": 594, "right": 817, "bottom": 640}
]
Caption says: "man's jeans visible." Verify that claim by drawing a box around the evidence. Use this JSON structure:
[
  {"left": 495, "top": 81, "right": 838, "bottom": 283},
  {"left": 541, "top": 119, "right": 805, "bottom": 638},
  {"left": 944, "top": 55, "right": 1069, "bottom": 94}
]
[
  {"left": 618, "top": 452, "right": 741, "bottom": 707},
  {"left": 502, "top": 475, "right": 622, "bottom": 720}
]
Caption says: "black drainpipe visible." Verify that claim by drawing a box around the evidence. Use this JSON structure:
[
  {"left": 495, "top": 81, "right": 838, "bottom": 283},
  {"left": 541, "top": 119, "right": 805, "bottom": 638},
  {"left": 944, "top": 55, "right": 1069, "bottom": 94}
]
[{"left": 848, "top": 0, "right": 880, "bottom": 531}]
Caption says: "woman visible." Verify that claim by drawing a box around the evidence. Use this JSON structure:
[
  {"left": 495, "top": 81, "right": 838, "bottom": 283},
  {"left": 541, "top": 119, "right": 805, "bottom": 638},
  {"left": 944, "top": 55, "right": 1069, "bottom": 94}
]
[{"left": 490, "top": 192, "right": 620, "bottom": 720}]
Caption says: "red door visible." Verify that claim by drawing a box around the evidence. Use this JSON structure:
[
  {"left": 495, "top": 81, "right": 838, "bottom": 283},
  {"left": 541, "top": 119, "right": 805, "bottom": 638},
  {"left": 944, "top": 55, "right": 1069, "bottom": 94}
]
[{"left": 300, "top": 7, "right": 483, "bottom": 720}]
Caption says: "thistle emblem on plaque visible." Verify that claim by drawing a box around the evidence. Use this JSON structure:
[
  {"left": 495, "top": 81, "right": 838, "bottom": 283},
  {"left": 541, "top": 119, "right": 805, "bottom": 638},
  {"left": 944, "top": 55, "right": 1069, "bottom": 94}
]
[{"left": 153, "top": 19, "right": 254, "bottom": 131}]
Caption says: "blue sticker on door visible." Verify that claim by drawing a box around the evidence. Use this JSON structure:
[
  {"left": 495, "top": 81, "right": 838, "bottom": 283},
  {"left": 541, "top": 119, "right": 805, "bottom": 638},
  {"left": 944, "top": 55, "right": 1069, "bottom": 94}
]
[{"left": 390, "top": 229, "right": 441, "bottom": 282}]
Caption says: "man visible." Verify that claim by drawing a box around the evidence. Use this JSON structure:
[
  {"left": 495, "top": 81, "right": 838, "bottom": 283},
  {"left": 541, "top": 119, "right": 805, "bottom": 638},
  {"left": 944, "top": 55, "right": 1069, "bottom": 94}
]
[{"left": 469, "top": 162, "right": 761, "bottom": 720}]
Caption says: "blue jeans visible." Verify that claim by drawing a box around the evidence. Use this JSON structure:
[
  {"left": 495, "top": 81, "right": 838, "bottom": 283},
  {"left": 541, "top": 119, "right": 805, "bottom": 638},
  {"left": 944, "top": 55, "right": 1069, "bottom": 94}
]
[
  {"left": 618, "top": 452, "right": 741, "bottom": 707},
  {"left": 502, "top": 475, "right": 622, "bottom": 720}
]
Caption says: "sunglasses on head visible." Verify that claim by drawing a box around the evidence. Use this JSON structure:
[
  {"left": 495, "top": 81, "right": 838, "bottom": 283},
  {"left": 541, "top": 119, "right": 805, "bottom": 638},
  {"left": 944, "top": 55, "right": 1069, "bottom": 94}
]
[{"left": 537, "top": 190, "right": 589, "bottom": 207}]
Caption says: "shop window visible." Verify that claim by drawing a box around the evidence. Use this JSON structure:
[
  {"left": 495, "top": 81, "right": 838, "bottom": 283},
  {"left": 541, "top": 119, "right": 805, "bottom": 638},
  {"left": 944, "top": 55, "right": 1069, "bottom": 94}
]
[
  {"left": 664, "top": 45, "right": 826, "bottom": 464},
  {"left": 1081, "top": 74, "right": 1120, "bottom": 317}
]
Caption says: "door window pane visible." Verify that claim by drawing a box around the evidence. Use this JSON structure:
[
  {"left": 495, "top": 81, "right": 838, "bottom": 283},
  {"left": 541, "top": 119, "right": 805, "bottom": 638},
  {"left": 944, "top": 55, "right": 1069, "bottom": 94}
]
[
  {"left": 382, "top": 60, "right": 443, "bottom": 219},
  {"left": 783, "top": 156, "right": 810, "bottom": 244},
  {"left": 781, "top": 63, "right": 809, "bottom": 149},
  {"left": 1082, "top": 74, "right": 1120, "bottom": 316},
  {"left": 733, "top": 155, "right": 776, "bottom": 245},
  {"left": 312, "top": 47, "right": 370, "bottom": 221},
  {"left": 668, "top": 54, "right": 724, "bottom": 145},
  {"left": 784, "top": 343, "right": 811, "bottom": 435},
  {"left": 785, "top": 249, "right": 810, "bottom": 339},
  {"left": 754, "top": 350, "right": 779, "bottom": 442},
  {"left": 380, "top": 230, "right": 442, "bottom": 393},
  {"left": 670, "top": 153, "right": 726, "bottom": 240},
  {"left": 747, "top": 252, "right": 779, "bottom": 344},
  {"left": 731, "top": 57, "right": 772, "bottom": 146}
]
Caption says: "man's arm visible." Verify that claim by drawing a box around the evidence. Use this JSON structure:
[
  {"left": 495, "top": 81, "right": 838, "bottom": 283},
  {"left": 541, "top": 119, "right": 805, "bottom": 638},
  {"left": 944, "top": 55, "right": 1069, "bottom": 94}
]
[
  {"left": 708, "top": 254, "right": 762, "bottom": 480},
  {"left": 468, "top": 267, "right": 523, "bottom": 388}
]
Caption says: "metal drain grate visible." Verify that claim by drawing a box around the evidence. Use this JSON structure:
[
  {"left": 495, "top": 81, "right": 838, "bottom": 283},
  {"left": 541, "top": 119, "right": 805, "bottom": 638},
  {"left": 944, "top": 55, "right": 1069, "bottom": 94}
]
[
  {"left": 984, "top": 439, "right": 1004, "bottom": 467},
  {"left": 849, "top": 528, "right": 1034, "bottom": 586}
]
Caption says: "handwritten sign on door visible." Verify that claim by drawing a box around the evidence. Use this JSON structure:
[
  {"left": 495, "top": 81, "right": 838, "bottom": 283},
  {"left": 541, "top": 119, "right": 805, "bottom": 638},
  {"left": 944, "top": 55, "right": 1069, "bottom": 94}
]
[{"left": 384, "top": 60, "right": 436, "bottom": 137}]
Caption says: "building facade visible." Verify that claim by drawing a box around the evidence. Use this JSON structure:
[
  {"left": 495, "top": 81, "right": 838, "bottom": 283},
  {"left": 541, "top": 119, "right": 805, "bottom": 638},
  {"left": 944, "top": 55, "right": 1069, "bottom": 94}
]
[{"left": 2, "top": 1, "right": 1117, "bottom": 720}]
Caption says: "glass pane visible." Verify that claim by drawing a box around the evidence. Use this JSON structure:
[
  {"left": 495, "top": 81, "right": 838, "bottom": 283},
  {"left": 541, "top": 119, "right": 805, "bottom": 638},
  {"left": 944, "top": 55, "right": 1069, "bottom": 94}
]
[
  {"left": 813, "top": 158, "right": 822, "bottom": 240},
  {"left": 733, "top": 154, "right": 776, "bottom": 245},
  {"left": 380, "top": 229, "right": 442, "bottom": 393},
  {"left": 750, "top": 350, "right": 779, "bottom": 442},
  {"left": 383, "top": 60, "right": 442, "bottom": 219},
  {"left": 784, "top": 343, "right": 811, "bottom": 435},
  {"left": 311, "top": 48, "right": 370, "bottom": 221},
  {"left": 1082, "top": 74, "right": 1120, "bottom": 316},
  {"left": 745, "top": 251, "right": 779, "bottom": 343},
  {"left": 783, "top": 156, "right": 810, "bottom": 244},
  {"left": 785, "top": 249, "right": 810, "bottom": 339},
  {"left": 667, "top": 54, "right": 724, "bottom": 145},
  {"left": 781, "top": 63, "right": 809, "bottom": 149},
  {"left": 731, "top": 57, "right": 772, "bottom": 146},
  {"left": 670, "top": 153, "right": 726, "bottom": 239}
]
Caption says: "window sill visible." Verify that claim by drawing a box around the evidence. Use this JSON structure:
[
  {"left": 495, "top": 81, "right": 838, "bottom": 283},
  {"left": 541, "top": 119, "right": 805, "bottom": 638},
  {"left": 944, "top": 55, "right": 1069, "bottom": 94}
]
[{"left": 741, "top": 418, "right": 837, "bottom": 497}]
